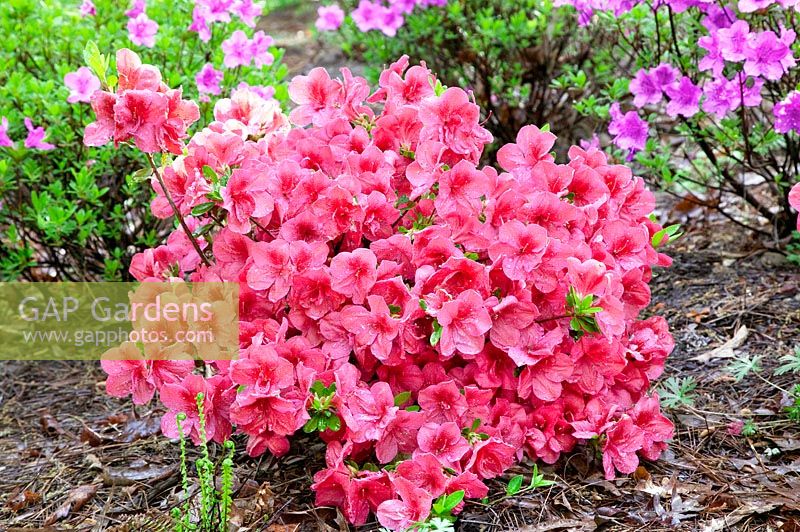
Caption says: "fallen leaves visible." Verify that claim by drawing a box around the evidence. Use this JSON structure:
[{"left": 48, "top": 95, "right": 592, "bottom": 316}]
[
  {"left": 44, "top": 484, "right": 98, "bottom": 526},
  {"left": 5, "top": 488, "right": 41, "bottom": 512},
  {"left": 692, "top": 325, "right": 748, "bottom": 362},
  {"left": 102, "top": 460, "right": 175, "bottom": 486}
]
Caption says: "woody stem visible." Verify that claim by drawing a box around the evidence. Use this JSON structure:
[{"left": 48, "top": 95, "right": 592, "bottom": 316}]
[{"left": 146, "top": 153, "right": 211, "bottom": 268}]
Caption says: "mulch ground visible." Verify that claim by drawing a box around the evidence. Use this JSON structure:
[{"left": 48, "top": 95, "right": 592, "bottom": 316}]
[{"left": 2, "top": 202, "right": 800, "bottom": 531}]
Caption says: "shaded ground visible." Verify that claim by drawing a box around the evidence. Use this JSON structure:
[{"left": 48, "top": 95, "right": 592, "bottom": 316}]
[{"left": 2, "top": 203, "right": 800, "bottom": 531}]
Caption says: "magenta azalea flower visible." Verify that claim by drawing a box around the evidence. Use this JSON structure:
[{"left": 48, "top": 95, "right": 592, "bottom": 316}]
[
  {"left": 79, "top": 0, "right": 96, "bottom": 17},
  {"left": 316, "top": 4, "right": 346, "bottom": 31},
  {"left": 127, "top": 13, "right": 159, "bottom": 48},
  {"left": 64, "top": 67, "right": 101, "bottom": 104},
  {"left": 665, "top": 76, "right": 701, "bottom": 118},
  {"left": 196, "top": 63, "right": 224, "bottom": 95},
  {"left": 24, "top": 118, "right": 56, "bottom": 151},
  {"left": 221, "top": 30, "right": 252, "bottom": 68},
  {"left": 774, "top": 90, "right": 800, "bottom": 133},
  {"left": 608, "top": 103, "right": 648, "bottom": 155},
  {"left": 0, "top": 117, "right": 14, "bottom": 148}
]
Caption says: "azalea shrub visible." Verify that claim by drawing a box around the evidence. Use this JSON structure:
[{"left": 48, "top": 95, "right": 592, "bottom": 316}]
[
  {"left": 93, "top": 48, "right": 677, "bottom": 530},
  {"left": 557, "top": 0, "right": 800, "bottom": 238},
  {"left": 0, "top": 0, "right": 287, "bottom": 280},
  {"left": 317, "top": 0, "right": 616, "bottom": 159}
]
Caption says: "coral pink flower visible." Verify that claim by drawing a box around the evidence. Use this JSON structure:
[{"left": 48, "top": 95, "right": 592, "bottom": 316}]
[
  {"left": 435, "top": 290, "right": 492, "bottom": 357},
  {"left": 416, "top": 422, "right": 471, "bottom": 465},
  {"left": 101, "top": 342, "right": 194, "bottom": 405},
  {"left": 789, "top": 184, "right": 800, "bottom": 231},
  {"left": 341, "top": 381, "right": 398, "bottom": 442},
  {"left": 602, "top": 415, "right": 644, "bottom": 479},
  {"left": 340, "top": 295, "right": 400, "bottom": 361},
  {"left": 330, "top": 249, "right": 378, "bottom": 304},
  {"left": 418, "top": 381, "right": 469, "bottom": 424},
  {"left": 288, "top": 67, "right": 342, "bottom": 126},
  {"left": 488, "top": 220, "right": 549, "bottom": 281},
  {"left": 466, "top": 438, "right": 517, "bottom": 479},
  {"left": 376, "top": 477, "right": 433, "bottom": 530},
  {"left": 160, "top": 374, "right": 235, "bottom": 445},
  {"left": 497, "top": 124, "right": 556, "bottom": 173},
  {"left": 220, "top": 168, "right": 274, "bottom": 233}
]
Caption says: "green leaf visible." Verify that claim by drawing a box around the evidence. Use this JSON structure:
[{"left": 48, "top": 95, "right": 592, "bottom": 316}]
[
  {"left": 394, "top": 391, "right": 412, "bottom": 406},
  {"left": 442, "top": 490, "right": 465, "bottom": 512},
  {"left": 506, "top": 475, "right": 523, "bottom": 495},
  {"left": 191, "top": 202, "right": 215, "bottom": 216},
  {"left": 430, "top": 322, "right": 443, "bottom": 346}
]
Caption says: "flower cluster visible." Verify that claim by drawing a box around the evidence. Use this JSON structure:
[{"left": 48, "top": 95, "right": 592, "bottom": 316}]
[
  {"left": 84, "top": 49, "right": 200, "bottom": 154},
  {"left": 221, "top": 29, "right": 274, "bottom": 69},
  {"left": 189, "top": 0, "right": 263, "bottom": 42},
  {"left": 556, "top": 0, "right": 799, "bottom": 155},
  {"left": 315, "top": 0, "right": 447, "bottom": 35},
  {"left": 0, "top": 116, "right": 56, "bottom": 151},
  {"left": 92, "top": 51, "right": 675, "bottom": 530}
]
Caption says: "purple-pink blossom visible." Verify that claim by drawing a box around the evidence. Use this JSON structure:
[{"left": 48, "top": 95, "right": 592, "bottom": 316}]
[
  {"left": 250, "top": 31, "right": 275, "bottom": 68},
  {"left": 665, "top": 76, "right": 701, "bottom": 118},
  {"left": 24, "top": 118, "right": 56, "bottom": 151},
  {"left": 64, "top": 67, "right": 101, "bottom": 104},
  {"left": 316, "top": 4, "right": 346, "bottom": 31},
  {"left": 80, "top": 0, "right": 96, "bottom": 17},
  {"left": 744, "top": 30, "right": 795, "bottom": 80},
  {"left": 222, "top": 30, "right": 253, "bottom": 68},
  {"left": 196, "top": 63, "right": 224, "bottom": 95},
  {"left": 0, "top": 117, "right": 14, "bottom": 148},
  {"left": 718, "top": 20, "right": 750, "bottom": 62},
  {"left": 125, "top": 0, "right": 146, "bottom": 18},
  {"left": 774, "top": 90, "right": 800, "bottom": 133},
  {"left": 127, "top": 13, "right": 159, "bottom": 48},
  {"left": 608, "top": 103, "right": 648, "bottom": 155},
  {"left": 352, "top": 0, "right": 383, "bottom": 32},
  {"left": 629, "top": 69, "right": 662, "bottom": 107}
]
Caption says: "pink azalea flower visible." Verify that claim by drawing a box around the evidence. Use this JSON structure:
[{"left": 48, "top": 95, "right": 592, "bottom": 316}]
[
  {"left": 488, "top": 220, "right": 549, "bottom": 281},
  {"left": 288, "top": 67, "right": 342, "bottom": 126},
  {"left": 125, "top": 0, "right": 146, "bottom": 18},
  {"left": 250, "top": 30, "right": 275, "bottom": 68},
  {"left": 435, "top": 289, "right": 492, "bottom": 357},
  {"left": 352, "top": 0, "right": 383, "bottom": 32},
  {"left": 340, "top": 295, "right": 400, "bottom": 361},
  {"left": 195, "top": 63, "right": 223, "bottom": 95},
  {"left": 744, "top": 30, "right": 794, "bottom": 80},
  {"left": 466, "top": 438, "right": 517, "bottom": 479},
  {"left": 0, "top": 117, "right": 14, "bottom": 148},
  {"left": 221, "top": 30, "right": 252, "bottom": 68},
  {"left": 418, "top": 381, "right": 469, "bottom": 424},
  {"left": 160, "top": 374, "right": 235, "bottom": 445},
  {"left": 101, "top": 342, "right": 194, "bottom": 405},
  {"left": 24, "top": 118, "right": 56, "bottom": 151},
  {"left": 80, "top": 0, "right": 96, "bottom": 17},
  {"left": 416, "top": 422, "right": 471, "bottom": 465},
  {"left": 64, "top": 67, "right": 101, "bottom": 104},
  {"left": 220, "top": 167, "right": 274, "bottom": 233},
  {"left": 341, "top": 381, "right": 398, "bottom": 442},
  {"left": 607, "top": 103, "right": 647, "bottom": 155},
  {"left": 629, "top": 69, "right": 662, "bottom": 107},
  {"left": 376, "top": 476, "right": 433, "bottom": 530},
  {"left": 232, "top": 0, "right": 262, "bottom": 26},
  {"left": 330, "top": 248, "right": 378, "bottom": 304},
  {"left": 665, "top": 76, "right": 701, "bottom": 118},
  {"left": 718, "top": 20, "right": 751, "bottom": 62},
  {"left": 791, "top": 181, "right": 800, "bottom": 230},
  {"left": 602, "top": 415, "right": 644, "bottom": 479},
  {"left": 316, "top": 4, "right": 346, "bottom": 31},
  {"left": 127, "top": 13, "right": 159, "bottom": 48}
]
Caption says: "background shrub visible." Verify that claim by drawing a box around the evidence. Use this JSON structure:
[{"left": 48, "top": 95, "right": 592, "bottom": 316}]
[
  {"left": 326, "top": 0, "right": 617, "bottom": 160},
  {"left": 561, "top": 1, "right": 800, "bottom": 239},
  {"left": 0, "top": 0, "right": 288, "bottom": 280}
]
